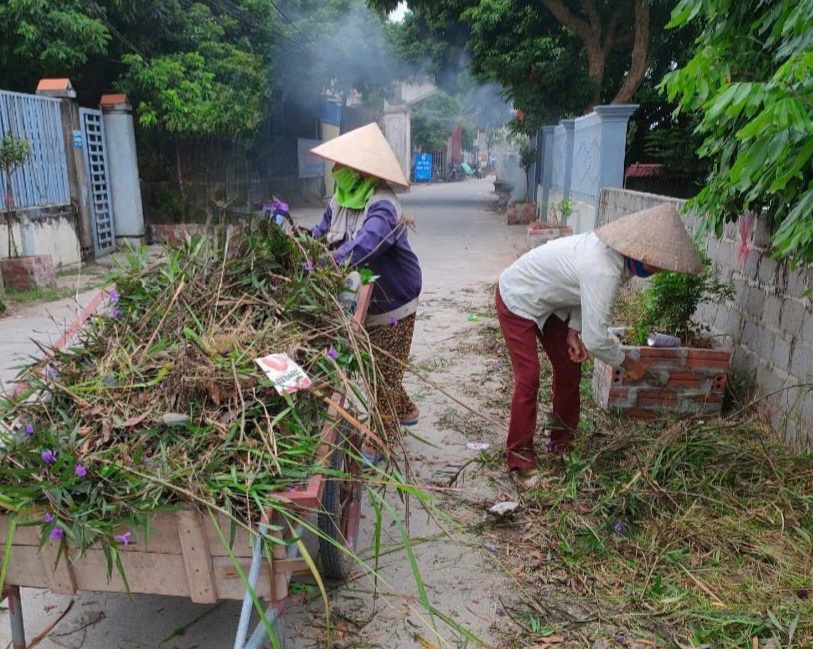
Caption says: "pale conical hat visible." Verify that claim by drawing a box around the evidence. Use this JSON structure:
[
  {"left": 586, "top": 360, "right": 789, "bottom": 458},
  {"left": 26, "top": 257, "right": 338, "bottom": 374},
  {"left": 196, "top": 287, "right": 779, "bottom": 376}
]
[
  {"left": 594, "top": 203, "right": 704, "bottom": 274},
  {"left": 310, "top": 123, "right": 409, "bottom": 188}
]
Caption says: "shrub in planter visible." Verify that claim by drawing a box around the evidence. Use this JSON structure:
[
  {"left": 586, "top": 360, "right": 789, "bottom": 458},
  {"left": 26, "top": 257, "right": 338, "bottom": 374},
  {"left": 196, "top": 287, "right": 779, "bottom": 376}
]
[
  {"left": 526, "top": 219, "right": 573, "bottom": 248},
  {"left": 592, "top": 255, "right": 734, "bottom": 419}
]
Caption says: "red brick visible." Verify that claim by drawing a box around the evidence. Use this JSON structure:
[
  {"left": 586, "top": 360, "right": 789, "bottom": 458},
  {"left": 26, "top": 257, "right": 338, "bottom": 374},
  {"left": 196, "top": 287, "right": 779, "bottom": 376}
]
[
  {"left": 637, "top": 347, "right": 688, "bottom": 362},
  {"left": 687, "top": 349, "right": 730, "bottom": 362},
  {"left": 1, "top": 255, "right": 56, "bottom": 290},
  {"left": 637, "top": 390, "right": 679, "bottom": 406},
  {"left": 620, "top": 407, "right": 659, "bottom": 420},
  {"left": 686, "top": 358, "right": 731, "bottom": 370},
  {"left": 667, "top": 377, "right": 703, "bottom": 389}
]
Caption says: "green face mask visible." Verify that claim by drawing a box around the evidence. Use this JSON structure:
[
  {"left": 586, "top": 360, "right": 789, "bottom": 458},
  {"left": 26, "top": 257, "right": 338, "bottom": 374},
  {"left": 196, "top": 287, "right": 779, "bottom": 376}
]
[{"left": 332, "top": 167, "right": 378, "bottom": 210}]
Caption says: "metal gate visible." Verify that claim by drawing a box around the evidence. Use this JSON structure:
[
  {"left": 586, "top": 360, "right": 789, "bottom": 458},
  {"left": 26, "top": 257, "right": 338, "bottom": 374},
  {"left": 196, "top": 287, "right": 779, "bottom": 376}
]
[{"left": 80, "top": 108, "right": 115, "bottom": 256}]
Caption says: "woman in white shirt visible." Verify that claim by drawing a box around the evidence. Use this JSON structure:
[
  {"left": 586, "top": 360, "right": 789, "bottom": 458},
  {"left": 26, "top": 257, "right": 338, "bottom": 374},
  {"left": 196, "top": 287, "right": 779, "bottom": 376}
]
[{"left": 496, "top": 203, "right": 703, "bottom": 488}]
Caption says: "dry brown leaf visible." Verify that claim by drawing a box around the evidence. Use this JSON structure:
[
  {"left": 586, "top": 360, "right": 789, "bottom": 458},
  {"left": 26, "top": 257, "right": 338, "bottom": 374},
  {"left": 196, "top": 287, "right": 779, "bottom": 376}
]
[
  {"left": 120, "top": 412, "right": 149, "bottom": 428},
  {"left": 102, "top": 418, "right": 112, "bottom": 443}
]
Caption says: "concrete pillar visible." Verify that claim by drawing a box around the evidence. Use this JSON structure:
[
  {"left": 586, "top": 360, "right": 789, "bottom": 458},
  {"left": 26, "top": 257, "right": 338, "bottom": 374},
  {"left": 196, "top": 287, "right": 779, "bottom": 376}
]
[
  {"left": 320, "top": 121, "right": 340, "bottom": 197},
  {"left": 100, "top": 94, "right": 145, "bottom": 246},
  {"left": 538, "top": 126, "right": 556, "bottom": 220},
  {"left": 382, "top": 104, "right": 411, "bottom": 186},
  {"left": 35, "top": 78, "right": 94, "bottom": 261},
  {"left": 561, "top": 118, "right": 576, "bottom": 201},
  {"left": 594, "top": 104, "right": 638, "bottom": 227}
]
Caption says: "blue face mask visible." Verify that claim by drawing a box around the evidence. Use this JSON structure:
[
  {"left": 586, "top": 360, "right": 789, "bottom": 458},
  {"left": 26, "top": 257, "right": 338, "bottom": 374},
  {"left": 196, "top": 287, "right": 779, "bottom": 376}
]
[{"left": 624, "top": 256, "right": 653, "bottom": 278}]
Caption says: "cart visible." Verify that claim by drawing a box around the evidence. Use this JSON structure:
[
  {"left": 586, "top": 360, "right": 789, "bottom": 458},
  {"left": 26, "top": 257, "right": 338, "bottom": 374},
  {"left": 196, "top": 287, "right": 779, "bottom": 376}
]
[{"left": 0, "top": 283, "right": 372, "bottom": 649}]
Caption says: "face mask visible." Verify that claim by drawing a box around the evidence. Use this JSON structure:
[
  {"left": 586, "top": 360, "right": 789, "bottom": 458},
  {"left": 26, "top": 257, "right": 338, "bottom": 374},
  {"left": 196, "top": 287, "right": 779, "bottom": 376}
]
[
  {"left": 624, "top": 256, "right": 653, "bottom": 278},
  {"left": 332, "top": 167, "right": 361, "bottom": 193},
  {"left": 332, "top": 167, "right": 378, "bottom": 209}
]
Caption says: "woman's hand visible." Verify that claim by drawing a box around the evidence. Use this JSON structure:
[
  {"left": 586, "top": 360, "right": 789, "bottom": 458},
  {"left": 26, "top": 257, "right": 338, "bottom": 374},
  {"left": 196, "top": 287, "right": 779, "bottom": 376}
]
[
  {"left": 566, "top": 328, "right": 589, "bottom": 363},
  {"left": 621, "top": 353, "right": 646, "bottom": 381}
]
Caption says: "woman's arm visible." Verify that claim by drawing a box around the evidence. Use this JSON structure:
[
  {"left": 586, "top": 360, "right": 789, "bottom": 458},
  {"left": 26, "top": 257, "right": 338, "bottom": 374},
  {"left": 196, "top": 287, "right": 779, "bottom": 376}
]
[{"left": 332, "top": 200, "right": 400, "bottom": 266}]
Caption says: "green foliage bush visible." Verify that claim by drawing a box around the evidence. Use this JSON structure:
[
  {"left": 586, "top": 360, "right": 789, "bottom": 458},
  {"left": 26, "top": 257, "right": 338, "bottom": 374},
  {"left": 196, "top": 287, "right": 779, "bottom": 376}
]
[
  {"left": 630, "top": 254, "right": 733, "bottom": 345},
  {"left": 664, "top": 0, "right": 813, "bottom": 265}
]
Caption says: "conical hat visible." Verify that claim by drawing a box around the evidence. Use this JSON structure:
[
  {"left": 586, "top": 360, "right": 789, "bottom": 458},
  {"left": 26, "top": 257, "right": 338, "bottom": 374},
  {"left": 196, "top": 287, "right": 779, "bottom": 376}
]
[
  {"left": 310, "top": 123, "right": 409, "bottom": 188},
  {"left": 594, "top": 203, "right": 704, "bottom": 274}
]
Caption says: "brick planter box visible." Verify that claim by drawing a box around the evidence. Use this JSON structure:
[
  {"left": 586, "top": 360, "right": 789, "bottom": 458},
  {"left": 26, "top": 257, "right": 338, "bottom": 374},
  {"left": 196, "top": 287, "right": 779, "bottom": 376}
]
[
  {"left": 527, "top": 223, "right": 573, "bottom": 249},
  {"left": 592, "top": 344, "right": 731, "bottom": 420},
  {"left": 506, "top": 201, "right": 537, "bottom": 225},
  {"left": 0, "top": 255, "right": 57, "bottom": 290}
]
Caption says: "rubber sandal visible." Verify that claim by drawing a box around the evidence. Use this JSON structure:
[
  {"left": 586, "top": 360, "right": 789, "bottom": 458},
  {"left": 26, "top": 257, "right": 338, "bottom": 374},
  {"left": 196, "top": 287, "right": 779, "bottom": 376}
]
[{"left": 399, "top": 408, "right": 420, "bottom": 426}]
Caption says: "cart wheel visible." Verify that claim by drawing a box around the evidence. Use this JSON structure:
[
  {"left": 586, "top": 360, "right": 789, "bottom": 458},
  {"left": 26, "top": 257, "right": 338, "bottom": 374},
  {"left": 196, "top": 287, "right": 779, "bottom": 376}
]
[{"left": 318, "top": 424, "right": 362, "bottom": 580}]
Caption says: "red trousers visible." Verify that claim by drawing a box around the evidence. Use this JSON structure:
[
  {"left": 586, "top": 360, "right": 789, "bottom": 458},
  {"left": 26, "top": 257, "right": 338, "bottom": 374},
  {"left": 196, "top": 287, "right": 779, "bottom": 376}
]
[{"left": 495, "top": 287, "right": 581, "bottom": 470}]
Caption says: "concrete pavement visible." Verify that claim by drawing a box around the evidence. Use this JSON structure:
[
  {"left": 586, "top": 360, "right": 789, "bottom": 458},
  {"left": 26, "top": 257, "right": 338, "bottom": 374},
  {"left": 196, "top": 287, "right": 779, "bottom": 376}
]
[{"left": 0, "top": 177, "right": 527, "bottom": 649}]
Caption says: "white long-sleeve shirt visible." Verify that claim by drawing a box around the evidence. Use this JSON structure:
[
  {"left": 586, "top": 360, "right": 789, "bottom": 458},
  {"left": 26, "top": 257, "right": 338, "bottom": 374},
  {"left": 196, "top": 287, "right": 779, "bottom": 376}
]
[{"left": 498, "top": 232, "right": 628, "bottom": 367}]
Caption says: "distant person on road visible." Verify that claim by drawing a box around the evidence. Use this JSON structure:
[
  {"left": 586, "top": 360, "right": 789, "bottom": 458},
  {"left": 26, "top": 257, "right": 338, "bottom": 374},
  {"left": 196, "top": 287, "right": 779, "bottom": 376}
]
[
  {"left": 495, "top": 204, "right": 703, "bottom": 489},
  {"left": 307, "top": 123, "right": 422, "bottom": 445}
]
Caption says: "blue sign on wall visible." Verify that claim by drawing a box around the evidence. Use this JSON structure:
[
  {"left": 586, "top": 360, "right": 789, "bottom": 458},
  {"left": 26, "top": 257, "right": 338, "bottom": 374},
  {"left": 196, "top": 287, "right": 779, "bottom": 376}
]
[
  {"left": 414, "top": 153, "right": 432, "bottom": 182},
  {"left": 72, "top": 130, "right": 83, "bottom": 148}
]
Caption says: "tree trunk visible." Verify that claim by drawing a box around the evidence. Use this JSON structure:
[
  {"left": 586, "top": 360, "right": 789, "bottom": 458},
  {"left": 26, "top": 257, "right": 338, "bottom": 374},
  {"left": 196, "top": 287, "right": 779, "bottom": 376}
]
[
  {"left": 611, "top": 0, "right": 651, "bottom": 104},
  {"left": 585, "top": 43, "right": 606, "bottom": 111}
]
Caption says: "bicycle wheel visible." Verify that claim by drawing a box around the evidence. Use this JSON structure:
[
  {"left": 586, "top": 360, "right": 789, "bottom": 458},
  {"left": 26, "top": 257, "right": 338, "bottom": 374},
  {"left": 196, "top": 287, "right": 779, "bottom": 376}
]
[{"left": 317, "top": 423, "right": 362, "bottom": 580}]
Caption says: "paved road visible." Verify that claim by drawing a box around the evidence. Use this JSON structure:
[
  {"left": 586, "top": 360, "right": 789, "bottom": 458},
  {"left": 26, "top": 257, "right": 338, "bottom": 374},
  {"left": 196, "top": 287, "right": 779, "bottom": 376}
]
[{"left": 1, "top": 177, "right": 526, "bottom": 649}]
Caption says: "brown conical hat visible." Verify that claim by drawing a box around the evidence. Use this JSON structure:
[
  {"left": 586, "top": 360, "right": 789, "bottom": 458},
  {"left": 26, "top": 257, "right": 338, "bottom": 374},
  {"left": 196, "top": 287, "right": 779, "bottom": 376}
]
[
  {"left": 594, "top": 203, "right": 704, "bottom": 274},
  {"left": 310, "top": 123, "right": 409, "bottom": 188}
]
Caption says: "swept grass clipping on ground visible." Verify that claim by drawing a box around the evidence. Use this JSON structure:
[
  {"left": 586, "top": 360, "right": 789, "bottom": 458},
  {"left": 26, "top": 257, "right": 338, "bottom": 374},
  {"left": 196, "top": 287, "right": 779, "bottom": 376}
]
[
  {"left": 494, "top": 414, "right": 813, "bottom": 648},
  {"left": 463, "top": 302, "right": 813, "bottom": 648}
]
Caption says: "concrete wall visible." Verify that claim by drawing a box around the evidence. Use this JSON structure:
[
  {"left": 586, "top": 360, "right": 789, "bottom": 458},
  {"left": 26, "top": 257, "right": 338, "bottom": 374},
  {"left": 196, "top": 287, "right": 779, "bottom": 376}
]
[
  {"left": 0, "top": 208, "right": 82, "bottom": 269},
  {"left": 599, "top": 188, "right": 813, "bottom": 449},
  {"left": 538, "top": 106, "right": 636, "bottom": 234}
]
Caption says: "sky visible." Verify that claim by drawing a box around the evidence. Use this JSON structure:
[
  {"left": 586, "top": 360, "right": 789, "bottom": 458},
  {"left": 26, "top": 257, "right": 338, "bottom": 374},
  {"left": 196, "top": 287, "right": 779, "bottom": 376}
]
[{"left": 389, "top": 1, "right": 409, "bottom": 22}]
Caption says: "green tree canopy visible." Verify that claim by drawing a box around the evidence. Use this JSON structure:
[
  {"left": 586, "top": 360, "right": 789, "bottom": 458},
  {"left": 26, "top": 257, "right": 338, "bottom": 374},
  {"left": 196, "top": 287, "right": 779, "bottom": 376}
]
[
  {"left": 0, "top": 0, "right": 404, "bottom": 138},
  {"left": 411, "top": 93, "right": 462, "bottom": 151},
  {"left": 664, "top": 0, "right": 813, "bottom": 264},
  {"left": 375, "top": 0, "right": 671, "bottom": 132}
]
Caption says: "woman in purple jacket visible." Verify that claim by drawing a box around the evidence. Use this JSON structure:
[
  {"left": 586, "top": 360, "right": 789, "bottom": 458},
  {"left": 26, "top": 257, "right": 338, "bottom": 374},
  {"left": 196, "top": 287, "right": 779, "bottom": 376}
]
[{"left": 309, "top": 123, "right": 423, "bottom": 442}]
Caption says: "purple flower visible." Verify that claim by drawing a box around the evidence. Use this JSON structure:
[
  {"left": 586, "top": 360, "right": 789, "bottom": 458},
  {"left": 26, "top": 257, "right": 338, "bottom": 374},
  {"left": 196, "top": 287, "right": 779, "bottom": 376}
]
[
  {"left": 114, "top": 531, "right": 132, "bottom": 546},
  {"left": 613, "top": 520, "right": 625, "bottom": 533},
  {"left": 272, "top": 199, "right": 289, "bottom": 214},
  {"left": 75, "top": 464, "right": 87, "bottom": 478},
  {"left": 326, "top": 345, "right": 339, "bottom": 360},
  {"left": 45, "top": 364, "right": 57, "bottom": 379},
  {"left": 109, "top": 289, "right": 120, "bottom": 303},
  {"left": 389, "top": 316, "right": 398, "bottom": 326},
  {"left": 110, "top": 307, "right": 122, "bottom": 318},
  {"left": 44, "top": 513, "right": 54, "bottom": 523},
  {"left": 41, "top": 449, "right": 57, "bottom": 464},
  {"left": 50, "top": 528, "right": 64, "bottom": 541},
  {"left": 303, "top": 260, "right": 314, "bottom": 272},
  {"left": 615, "top": 633, "right": 628, "bottom": 645},
  {"left": 25, "top": 424, "right": 34, "bottom": 436}
]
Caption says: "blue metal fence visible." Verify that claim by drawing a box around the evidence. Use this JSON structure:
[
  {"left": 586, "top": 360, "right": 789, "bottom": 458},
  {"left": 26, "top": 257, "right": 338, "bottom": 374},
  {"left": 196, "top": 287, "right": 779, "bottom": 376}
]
[{"left": 0, "top": 90, "right": 71, "bottom": 211}]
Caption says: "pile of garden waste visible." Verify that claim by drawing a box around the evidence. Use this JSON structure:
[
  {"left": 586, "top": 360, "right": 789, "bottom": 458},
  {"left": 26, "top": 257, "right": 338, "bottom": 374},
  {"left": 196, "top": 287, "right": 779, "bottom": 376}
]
[{"left": 0, "top": 223, "right": 378, "bottom": 556}]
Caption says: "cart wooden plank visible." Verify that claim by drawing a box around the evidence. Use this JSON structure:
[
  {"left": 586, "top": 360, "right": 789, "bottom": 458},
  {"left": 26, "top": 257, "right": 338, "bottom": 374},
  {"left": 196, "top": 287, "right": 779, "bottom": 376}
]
[{"left": 177, "top": 510, "right": 218, "bottom": 604}]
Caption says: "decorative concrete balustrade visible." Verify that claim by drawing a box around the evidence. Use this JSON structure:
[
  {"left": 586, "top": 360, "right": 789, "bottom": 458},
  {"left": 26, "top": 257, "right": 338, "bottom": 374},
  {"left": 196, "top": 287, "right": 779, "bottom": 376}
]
[{"left": 536, "top": 105, "right": 637, "bottom": 235}]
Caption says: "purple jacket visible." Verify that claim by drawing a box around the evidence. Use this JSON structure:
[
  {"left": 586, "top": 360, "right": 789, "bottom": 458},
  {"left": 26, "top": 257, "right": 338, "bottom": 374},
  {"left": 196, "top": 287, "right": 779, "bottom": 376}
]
[{"left": 312, "top": 196, "right": 422, "bottom": 315}]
